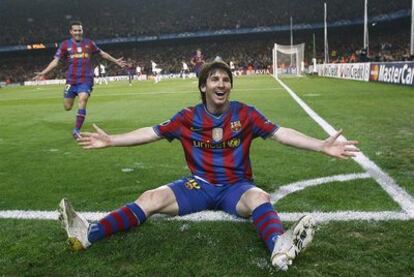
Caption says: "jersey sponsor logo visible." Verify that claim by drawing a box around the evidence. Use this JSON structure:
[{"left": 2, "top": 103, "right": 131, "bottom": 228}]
[
  {"left": 212, "top": 127, "right": 223, "bottom": 142},
  {"left": 230, "top": 120, "right": 242, "bottom": 132},
  {"left": 69, "top": 53, "right": 90, "bottom": 59},
  {"left": 192, "top": 138, "right": 240, "bottom": 149},
  {"left": 227, "top": 138, "right": 241, "bottom": 148},
  {"left": 185, "top": 179, "right": 200, "bottom": 190}
]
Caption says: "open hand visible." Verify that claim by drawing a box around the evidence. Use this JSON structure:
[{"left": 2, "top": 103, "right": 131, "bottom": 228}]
[
  {"left": 32, "top": 72, "right": 43, "bottom": 81},
  {"left": 77, "top": 124, "right": 112, "bottom": 149},
  {"left": 322, "top": 129, "right": 359, "bottom": 159},
  {"left": 116, "top": 57, "right": 127, "bottom": 68}
]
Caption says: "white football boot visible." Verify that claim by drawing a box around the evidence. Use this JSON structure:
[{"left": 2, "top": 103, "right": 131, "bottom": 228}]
[
  {"left": 58, "top": 198, "right": 91, "bottom": 251},
  {"left": 271, "top": 215, "right": 316, "bottom": 271}
]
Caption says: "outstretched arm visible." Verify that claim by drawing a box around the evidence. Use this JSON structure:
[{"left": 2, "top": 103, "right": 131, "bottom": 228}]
[
  {"left": 100, "top": 50, "right": 127, "bottom": 68},
  {"left": 270, "top": 127, "right": 359, "bottom": 159},
  {"left": 77, "top": 124, "right": 162, "bottom": 149},
  {"left": 33, "top": 58, "right": 59, "bottom": 80}
]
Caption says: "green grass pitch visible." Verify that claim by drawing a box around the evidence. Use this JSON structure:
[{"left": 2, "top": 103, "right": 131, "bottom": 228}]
[{"left": 0, "top": 75, "right": 413, "bottom": 276}]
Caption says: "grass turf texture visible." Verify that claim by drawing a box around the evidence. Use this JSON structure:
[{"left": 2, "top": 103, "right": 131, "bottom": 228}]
[
  {"left": 1, "top": 219, "right": 414, "bottom": 276},
  {"left": 0, "top": 76, "right": 412, "bottom": 275}
]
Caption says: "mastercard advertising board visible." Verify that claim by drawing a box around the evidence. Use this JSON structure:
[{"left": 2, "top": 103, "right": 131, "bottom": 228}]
[{"left": 370, "top": 62, "right": 414, "bottom": 86}]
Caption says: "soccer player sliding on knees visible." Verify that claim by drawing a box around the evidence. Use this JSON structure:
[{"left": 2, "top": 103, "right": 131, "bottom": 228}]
[{"left": 59, "top": 61, "right": 359, "bottom": 271}]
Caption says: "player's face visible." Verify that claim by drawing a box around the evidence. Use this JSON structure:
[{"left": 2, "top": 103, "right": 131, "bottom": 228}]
[
  {"left": 202, "top": 69, "right": 232, "bottom": 112},
  {"left": 70, "top": 25, "right": 83, "bottom": 41},
  {"left": 196, "top": 50, "right": 201, "bottom": 56}
]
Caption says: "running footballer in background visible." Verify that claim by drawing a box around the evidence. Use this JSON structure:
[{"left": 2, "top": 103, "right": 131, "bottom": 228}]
[
  {"left": 191, "top": 48, "right": 205, "bottom": 78},
  {"left": 33, "top": 21, "right": 126, "bottom": 139},
  {"left": 126, "top": 59, "right": 136, "bottom": 86}
]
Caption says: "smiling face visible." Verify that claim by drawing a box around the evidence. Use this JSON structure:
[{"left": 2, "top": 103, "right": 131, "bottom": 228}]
[
  {"left": 70, "top": 24, "right": 83, "bottom": 41},
  {"left": 200, "top": 69, "right": 232, "bottom": 114}
]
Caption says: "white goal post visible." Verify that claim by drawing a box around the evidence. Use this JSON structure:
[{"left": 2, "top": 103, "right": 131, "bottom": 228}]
[{"left": 272, "top": 43, "right": 305, "bottom": 78}]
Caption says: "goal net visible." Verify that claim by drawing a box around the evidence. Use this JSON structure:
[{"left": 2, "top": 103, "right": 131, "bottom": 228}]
[{"left": 272, "top": 43, "right": 305, "bottom": 78}]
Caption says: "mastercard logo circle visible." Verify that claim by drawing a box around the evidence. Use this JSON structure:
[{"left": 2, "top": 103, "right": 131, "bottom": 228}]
[{"left": 371, "top": 65, "right": 379, "bottom": 80}]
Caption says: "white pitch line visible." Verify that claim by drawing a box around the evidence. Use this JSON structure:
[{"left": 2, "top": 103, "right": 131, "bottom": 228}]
[
  {"left": 0, "top": 209, "right": 410, "bottom": 222},
  {"left": 353, "top": 154, "right": 414, "bottom": 217},
  {"left": 275, "top": 77, "right": 414, "bottom": 217},
  {"left": 0, "top": 172, "right": 409, "bottom": 222},
  {"left": 0, "top": 173, "right": 408, "bottom": 223},
  {"left": 168, "top": 210, "right": 412, "bottom": 222},
  {"left": 0, "top": 210, "right": 105, "bottom": 221},
  {"left": 0, "top": 87, "right": 282, "bottom": 102},
  {"left": 280, "top": 211, "right": 411, "bottom": 222},
  {"left": 271, "top": 173, "right": 371, "bottom": 203},
  {"left": 97, "top": 87, "right": 283, "bottom": 98}
]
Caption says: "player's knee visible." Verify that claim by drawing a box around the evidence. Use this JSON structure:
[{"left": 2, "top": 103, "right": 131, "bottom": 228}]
[
  {"left": 137, "top": 190, "right": 155, "bottom": 204},
  {"left": 238, "top": 188, "right": 271, "bottom": 215},
  {"left": 64, "top": 104, "right": 72, "bottom": 111},
  {"left": 245, "top": 189, "right": 271, "bottom": 210},
  {"left": 252, "top": 190, "right": 271, "bottom": 204},
  {"left": 137, "top": 188, "right": 171, "bottom": 212},
  {"left": 78, "top": 99, "right": 88, "bottom": 107}
]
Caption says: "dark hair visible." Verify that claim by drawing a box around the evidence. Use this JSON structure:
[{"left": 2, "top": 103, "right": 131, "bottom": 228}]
[
  {"left": 198, "top": 61, "right": 233, "bottom": 104},
  {"left": 69, "top": 21, "right": 82, "bottom": 29}
]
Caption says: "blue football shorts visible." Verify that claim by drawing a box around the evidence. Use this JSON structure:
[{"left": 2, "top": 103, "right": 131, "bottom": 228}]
[
  {"left": 63, "top": 83, "right": 93, "bottom": 99},
  {"left": 168, "top": 176, "right": 255, "bottom": 217},
  {"left": 194, "top": 67, "right": 202, "bottom": 77}
]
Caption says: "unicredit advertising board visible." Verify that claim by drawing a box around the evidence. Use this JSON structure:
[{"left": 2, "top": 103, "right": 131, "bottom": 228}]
[
  {"left": 370, "top": 62, "right": 414, "bottom": 86},
  {"left": 317, "top": 63, "right": 370, "bottom": 81}
]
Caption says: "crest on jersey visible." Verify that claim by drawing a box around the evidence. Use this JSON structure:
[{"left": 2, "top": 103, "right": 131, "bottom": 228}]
[
  {"left": 212, "top": 128, "right": 223, "bottom": 142},
  {"left": 77, "top": 47, "right": 82, "bottom": 53},
  {"left": 185, "top": 179, "right": 200, "bottom": 190},
  {"left": 230, "top": 120, "right": 242, "bottom": 132}
]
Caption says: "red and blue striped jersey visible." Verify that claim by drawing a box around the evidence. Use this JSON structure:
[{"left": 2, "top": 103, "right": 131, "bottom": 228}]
[
  {"left": 54, "top": 38, "right": 101, "bottom": 85},
  {"left": 191, "top": 54, "right": 204, "bottom": 69},
  {"left": 154, "top": 101, "right": 279, "bottom": 184}
]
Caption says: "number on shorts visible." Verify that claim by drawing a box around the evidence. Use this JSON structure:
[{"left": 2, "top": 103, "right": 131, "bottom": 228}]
[{"left": 64, "top": 84, "right": 71, "bottom": 95}]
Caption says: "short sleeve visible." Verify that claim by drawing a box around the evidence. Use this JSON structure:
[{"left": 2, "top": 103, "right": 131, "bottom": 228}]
[
  {"left": 54, "top": 42, "right": 67, "bottom": 60},
  {"left": 90, "top": 40, "right": 102, "bottom": 54},
  {"left": 153, "top": 110, "right": 185, "bottom": 142},
  {"left": 250, "top": 107, "right": 279, "bottom": 139}
]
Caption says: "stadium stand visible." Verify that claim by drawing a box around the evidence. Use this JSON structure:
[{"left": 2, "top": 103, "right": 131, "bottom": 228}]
[
  {"left": 0, "top": 0, "right": 412, "bottom": 82},
  {"left": 0, "top": 0, "right": 410, "bottom": 45}
]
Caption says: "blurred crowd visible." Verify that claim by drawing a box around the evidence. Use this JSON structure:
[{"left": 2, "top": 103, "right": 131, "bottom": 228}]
[
  {"left": 1, "top": 0, "right": 412, "bottom": 84},
  {"left": 0, "top": 0, "right": 410, "bottom": 45},
  {"left": 316, "top": 19, "right": 413, "bottom": 63},
  {"left": 0, "top": 38, "right": 273, "bottom": 83}
]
